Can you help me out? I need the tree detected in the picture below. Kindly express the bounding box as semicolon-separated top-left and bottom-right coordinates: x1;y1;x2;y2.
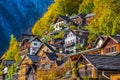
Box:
32;0;82;37
78;0;94;14
88;0;120;42
2;35;21;79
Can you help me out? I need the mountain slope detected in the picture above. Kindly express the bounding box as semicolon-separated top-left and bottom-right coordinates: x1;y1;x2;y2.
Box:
0;0;53;56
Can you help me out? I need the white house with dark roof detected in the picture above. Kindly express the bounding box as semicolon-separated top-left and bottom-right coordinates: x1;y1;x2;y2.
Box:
28;37;42;55
64;29;88;53
53;15;72;32
19;35;42;58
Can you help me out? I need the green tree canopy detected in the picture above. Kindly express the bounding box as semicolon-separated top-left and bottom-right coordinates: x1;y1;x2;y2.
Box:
32;0;82;36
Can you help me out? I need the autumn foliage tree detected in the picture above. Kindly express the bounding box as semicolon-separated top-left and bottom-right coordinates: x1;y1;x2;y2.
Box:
1;35;21;79
32;0;82;37
88;0;120;43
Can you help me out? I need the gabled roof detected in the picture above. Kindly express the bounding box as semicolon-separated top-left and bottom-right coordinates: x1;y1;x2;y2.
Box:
93;36;106;48
55;60;64;66
26;64;37;75
70;14;86;19
110;35;120;43
28;36;42;43
100;35;120;48
54;15;72;24
65;29;88;38
81;54;120;71
35;43;56;55
19;55;39;65
45;52;58;61
85;13;94;18
21;34;35;41
27;55;39;63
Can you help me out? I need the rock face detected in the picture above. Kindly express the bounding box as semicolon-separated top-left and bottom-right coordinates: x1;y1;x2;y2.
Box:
0;0;53;56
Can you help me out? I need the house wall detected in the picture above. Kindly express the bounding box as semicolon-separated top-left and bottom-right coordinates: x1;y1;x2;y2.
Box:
79;64;97;78
37;45;53;57
54;21;66;31
37;54;55;70
102;38;120;55
72;17;82;25
86;16;94;25
19;43;30;56
97;70;120;80
18;57;33;80
27;70;36;80
95;39;103;48
110;74;120;80
65;31;76;46
29;40;41;55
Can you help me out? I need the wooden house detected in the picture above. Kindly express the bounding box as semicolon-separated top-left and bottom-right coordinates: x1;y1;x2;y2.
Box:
35;43;56;57
46;38;64;53
18;55;39;80
19;36;42;58
77;54;120;79
100;35;120;55
26;64;37;80
53;15;73;32
85;13;94;25
70;14;86;27
93;36;106;48
37;52;58;70
64;29;88;53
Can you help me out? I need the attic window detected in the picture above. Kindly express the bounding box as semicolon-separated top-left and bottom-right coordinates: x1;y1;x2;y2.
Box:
47;49;49;52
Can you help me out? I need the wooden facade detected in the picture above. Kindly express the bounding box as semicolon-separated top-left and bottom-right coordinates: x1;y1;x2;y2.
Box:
26;64;36;80
78;54;120;79
101;36;120;55
110;74;120;80
19;41;30;56
18;56;33;80
36;44;55;57
37;52;58;70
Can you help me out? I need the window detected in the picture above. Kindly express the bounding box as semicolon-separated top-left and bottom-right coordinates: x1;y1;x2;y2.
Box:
34;43;37;46
112;46;116;52
42;57;46;60
106;48;110;53
86;70;92;77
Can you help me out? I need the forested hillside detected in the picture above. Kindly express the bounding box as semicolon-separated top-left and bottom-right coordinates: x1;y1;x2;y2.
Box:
32;0;120;42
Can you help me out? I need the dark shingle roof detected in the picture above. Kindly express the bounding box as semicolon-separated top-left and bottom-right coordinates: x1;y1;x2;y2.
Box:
45;52;58;61
82;54;120;70
28;36;42;43
56;60;64;66
4;60;15;66
27;55;39;63
45;43;56;52
111;35;120;43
